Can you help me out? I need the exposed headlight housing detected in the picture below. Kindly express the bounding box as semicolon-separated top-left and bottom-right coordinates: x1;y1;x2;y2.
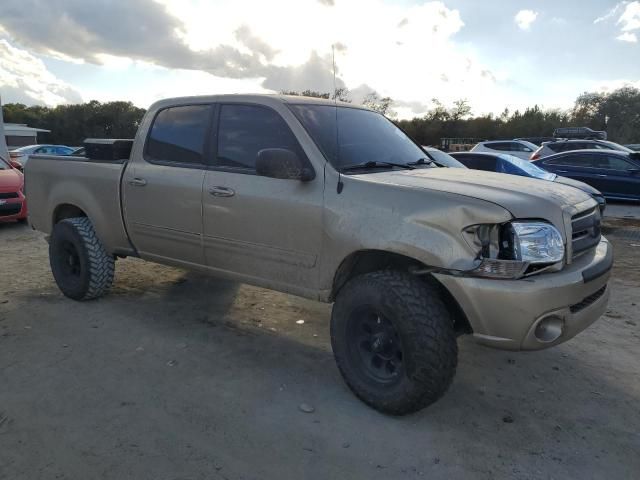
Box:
463;221;565;279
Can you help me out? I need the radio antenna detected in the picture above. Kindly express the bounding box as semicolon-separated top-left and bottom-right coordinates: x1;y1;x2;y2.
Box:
332;44;344;194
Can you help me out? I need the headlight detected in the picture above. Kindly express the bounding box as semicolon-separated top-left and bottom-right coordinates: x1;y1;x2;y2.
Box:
463;221;565;279
508;221;565;264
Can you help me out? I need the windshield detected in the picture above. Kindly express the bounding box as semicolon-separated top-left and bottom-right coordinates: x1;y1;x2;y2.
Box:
422;147;466;168
499;154;556;180
289;104;430;171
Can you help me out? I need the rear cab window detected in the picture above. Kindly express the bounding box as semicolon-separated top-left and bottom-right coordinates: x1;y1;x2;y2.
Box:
145;104;212;166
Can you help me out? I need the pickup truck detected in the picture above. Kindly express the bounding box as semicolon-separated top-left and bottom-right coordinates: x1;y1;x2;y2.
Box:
26;95;613;415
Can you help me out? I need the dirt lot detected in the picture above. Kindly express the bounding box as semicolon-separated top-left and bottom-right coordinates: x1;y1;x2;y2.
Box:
1;218;639;480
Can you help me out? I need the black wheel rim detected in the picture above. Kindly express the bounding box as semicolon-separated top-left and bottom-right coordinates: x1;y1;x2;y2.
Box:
347;307;404;385
59;240;82;277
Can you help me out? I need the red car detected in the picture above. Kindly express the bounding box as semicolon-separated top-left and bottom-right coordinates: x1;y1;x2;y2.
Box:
0;156;27;223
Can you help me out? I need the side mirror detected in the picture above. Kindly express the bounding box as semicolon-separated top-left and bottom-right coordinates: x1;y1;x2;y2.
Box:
256;148;315;182
9;159;23;171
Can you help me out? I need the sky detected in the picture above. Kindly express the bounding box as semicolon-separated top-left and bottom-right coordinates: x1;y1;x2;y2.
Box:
0;0;639;119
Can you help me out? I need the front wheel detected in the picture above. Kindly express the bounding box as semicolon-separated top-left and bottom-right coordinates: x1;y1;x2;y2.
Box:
331;270;457;415
49;217;115;300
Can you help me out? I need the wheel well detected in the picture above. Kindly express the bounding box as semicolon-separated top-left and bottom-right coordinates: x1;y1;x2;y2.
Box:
53;204;87;226
331;250;472;335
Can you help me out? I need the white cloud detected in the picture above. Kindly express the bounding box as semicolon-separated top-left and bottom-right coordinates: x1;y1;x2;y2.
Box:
158;0;506;114
0;39;81;105
617;1;640;31
594;2;625;24
617;31;638;42
514;9;538;30
595;1;640;41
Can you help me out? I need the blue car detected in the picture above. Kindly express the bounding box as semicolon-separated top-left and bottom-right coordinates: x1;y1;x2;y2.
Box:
532;150;640;202
451;151;606;213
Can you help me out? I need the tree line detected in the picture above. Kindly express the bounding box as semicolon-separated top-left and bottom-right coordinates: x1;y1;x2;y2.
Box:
2;86;639;147
2;100;146;146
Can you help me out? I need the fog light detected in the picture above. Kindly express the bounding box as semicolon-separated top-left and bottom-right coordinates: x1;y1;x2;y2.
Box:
534;316;564;343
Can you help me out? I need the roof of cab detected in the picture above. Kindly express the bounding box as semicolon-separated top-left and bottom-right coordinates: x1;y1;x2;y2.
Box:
147;94;368;111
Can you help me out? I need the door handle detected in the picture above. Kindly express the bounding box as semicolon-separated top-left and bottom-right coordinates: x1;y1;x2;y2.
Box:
208;186;235;197
596;174;607;177
128;177;147;187
556;170;569;173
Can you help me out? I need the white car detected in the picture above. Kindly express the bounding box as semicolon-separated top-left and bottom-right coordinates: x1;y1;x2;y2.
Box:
470;140;538;160
9;144;75;168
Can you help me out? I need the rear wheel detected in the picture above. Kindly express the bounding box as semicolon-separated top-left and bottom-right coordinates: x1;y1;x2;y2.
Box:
49;217;114;300
331;270;457;415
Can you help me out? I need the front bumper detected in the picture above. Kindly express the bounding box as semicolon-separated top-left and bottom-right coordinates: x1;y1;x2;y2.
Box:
0;194;27;223
435;237;612;351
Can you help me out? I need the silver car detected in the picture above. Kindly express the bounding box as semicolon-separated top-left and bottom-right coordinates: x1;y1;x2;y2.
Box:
470;140;538;160
530;139;633;160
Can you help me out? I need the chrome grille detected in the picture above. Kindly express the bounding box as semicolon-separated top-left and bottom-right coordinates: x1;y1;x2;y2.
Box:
571;207;601;258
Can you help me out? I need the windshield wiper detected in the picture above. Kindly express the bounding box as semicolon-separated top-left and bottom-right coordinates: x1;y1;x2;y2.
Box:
408;157;436;166
341;160;415;172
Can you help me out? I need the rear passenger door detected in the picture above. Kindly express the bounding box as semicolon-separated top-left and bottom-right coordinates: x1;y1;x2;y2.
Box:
542;153;609;192
201;103;324;293
123;104;213;266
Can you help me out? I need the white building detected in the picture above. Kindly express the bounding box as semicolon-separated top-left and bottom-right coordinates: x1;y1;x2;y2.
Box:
4;123;51;148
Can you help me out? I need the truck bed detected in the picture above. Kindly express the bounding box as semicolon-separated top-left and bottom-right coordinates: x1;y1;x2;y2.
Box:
25;155;134;256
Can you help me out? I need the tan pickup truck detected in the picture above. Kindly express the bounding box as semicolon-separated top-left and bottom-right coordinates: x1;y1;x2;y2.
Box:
26;95;612;415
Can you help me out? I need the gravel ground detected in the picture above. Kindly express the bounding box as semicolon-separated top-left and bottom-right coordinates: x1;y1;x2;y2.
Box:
1;220;639;480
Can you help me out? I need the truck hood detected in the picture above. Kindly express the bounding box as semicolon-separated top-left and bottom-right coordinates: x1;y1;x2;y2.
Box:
351;167;596;233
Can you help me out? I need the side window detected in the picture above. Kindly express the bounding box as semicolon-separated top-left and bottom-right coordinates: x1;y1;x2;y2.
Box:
547;143;562;153
216;104;302;171
146;105;211;165
453;155;473;167
56;147;72;155
462;155;497;171
511;142;532;152
486;142;509;151
544;154;589;167
604;155;633;171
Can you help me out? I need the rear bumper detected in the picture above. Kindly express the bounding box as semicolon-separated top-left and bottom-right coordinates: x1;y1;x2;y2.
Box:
435;238;612;351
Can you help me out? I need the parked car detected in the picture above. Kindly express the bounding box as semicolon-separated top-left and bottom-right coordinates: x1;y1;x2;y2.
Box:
532;150;640;202
0;156;27;223
9;144;75;168
530;139;633;161
421;146;466;168
470;140;539;160
451;152;606;213
625;144;640;152
26;94;611;415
